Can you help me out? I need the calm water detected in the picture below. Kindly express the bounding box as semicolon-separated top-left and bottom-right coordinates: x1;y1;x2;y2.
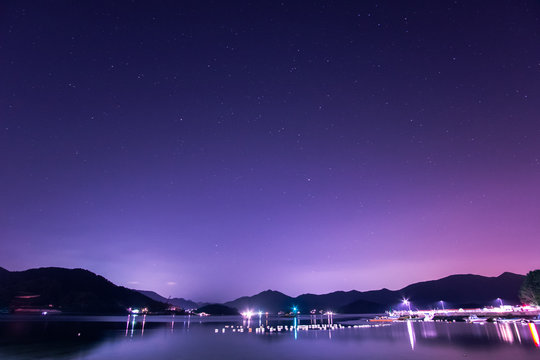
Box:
0;314;539;359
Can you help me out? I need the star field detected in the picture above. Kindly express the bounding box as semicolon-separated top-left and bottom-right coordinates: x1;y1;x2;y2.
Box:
1;0;540;302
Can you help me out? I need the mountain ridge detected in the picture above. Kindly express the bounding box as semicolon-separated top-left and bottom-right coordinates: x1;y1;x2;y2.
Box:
136;290;205;309
0;267;166;314
224;272;525;313
0;267;527;315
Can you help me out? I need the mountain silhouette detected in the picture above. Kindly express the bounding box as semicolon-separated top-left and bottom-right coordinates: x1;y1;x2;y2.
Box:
0;267;165;314
136;290;204;309
224;272;525;313
0;267;526;315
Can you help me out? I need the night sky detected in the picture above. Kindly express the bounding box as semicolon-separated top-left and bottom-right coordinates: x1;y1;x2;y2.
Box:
1;1;539;302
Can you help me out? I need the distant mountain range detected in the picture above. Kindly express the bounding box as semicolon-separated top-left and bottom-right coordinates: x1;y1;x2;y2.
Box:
224;272;526;314
0;267;527;315
197;303;239;315
136;290;206;309
0;267;165;314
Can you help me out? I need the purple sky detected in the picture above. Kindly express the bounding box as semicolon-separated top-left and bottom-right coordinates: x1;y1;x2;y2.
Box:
1;1;539;302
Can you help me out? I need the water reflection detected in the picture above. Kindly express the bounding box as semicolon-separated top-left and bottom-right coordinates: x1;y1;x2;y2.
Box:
496;322;514;343
420;321;437;338
125;314;130;336
123;314;148;338
407;320;416;350
243;316;251;329
327;312;333;326
514;323;521;343
141;315;146;336
530;323;539;347
1;316;539;360
215;315;540;352
130;315;136;337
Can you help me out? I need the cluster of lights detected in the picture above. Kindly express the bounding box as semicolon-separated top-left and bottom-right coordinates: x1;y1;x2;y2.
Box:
242;310;271;319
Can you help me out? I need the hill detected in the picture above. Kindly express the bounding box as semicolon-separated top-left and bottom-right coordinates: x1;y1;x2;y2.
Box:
338;298;387;314
224;290;293;313
0;267;166;314
224;272;525;314
197;303;239;315
295;290;363;310
396;272;525;307
136;290;203;309
0;267;526;315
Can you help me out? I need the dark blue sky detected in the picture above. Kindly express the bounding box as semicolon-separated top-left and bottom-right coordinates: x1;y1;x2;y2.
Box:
1;0;539;302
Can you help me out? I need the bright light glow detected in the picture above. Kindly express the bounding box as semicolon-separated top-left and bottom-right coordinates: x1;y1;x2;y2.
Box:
402;299;412;311
242;310;254;319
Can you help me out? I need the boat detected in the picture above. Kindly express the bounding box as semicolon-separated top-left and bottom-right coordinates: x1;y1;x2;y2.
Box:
466;315;488;323
369;315;399;323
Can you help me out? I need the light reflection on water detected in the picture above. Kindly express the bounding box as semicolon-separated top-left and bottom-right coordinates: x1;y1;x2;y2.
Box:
407;320;416;349
530;323;540;347
0;315;538;360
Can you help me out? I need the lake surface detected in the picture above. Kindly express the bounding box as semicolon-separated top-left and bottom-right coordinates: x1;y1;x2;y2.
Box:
0;314;538;359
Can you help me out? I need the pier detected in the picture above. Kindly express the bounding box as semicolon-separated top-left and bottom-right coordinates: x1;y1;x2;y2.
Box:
390;306;540;322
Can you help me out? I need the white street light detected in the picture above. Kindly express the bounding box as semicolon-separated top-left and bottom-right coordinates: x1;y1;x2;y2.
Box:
403;299;412;312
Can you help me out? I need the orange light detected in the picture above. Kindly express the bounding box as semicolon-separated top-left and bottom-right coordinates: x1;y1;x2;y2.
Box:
529;323;539;347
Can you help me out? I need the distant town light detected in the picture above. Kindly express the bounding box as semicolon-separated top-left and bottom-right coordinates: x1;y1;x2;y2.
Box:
402;299;412;311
